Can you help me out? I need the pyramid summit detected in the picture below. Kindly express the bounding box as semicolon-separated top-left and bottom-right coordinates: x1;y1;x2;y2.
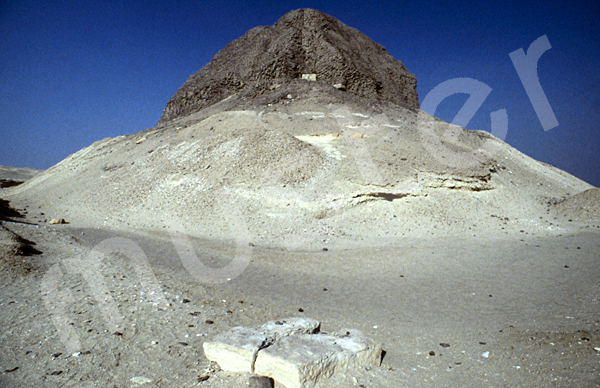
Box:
159;8;419;123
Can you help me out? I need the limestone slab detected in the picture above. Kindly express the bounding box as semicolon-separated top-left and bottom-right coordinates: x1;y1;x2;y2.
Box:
204;318;381;388
202;326;268;373
254;329;382;388
202;317;321;373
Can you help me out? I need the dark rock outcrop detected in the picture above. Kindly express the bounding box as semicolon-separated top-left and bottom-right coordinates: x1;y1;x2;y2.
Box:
159;8;419;123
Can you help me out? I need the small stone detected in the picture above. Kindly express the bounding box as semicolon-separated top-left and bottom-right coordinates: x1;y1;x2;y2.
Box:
249;375;275;388
482;351;490;358
198;375;210;382
439;343;450;348
49;218;67;225
301;73;317;81
130;376;152;385
594;347;600;352
429;351;435;356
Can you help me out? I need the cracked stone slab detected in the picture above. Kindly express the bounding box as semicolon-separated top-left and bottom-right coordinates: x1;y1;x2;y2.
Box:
203;326;269;373
255;329;382;388
203;317;320;373
203;318;382;388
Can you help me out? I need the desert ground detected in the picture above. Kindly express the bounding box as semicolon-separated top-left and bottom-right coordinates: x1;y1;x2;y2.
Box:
1;204;599;387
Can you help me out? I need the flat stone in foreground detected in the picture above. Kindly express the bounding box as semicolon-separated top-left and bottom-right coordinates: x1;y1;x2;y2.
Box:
203;326;269;372
203;318;382;388
255;330;382;388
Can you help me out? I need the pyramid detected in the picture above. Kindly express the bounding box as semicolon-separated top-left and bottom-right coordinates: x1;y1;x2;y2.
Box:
159;8;419;123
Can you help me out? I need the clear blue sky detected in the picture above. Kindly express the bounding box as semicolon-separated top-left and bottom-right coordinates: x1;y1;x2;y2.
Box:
1;0;599;186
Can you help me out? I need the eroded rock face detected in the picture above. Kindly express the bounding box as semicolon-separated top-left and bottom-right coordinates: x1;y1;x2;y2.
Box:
159;8;419;123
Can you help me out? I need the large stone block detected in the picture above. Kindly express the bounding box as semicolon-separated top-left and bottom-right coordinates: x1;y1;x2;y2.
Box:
202;317;320;373
254;329;382;388
203;318;382;388
202;326;268;373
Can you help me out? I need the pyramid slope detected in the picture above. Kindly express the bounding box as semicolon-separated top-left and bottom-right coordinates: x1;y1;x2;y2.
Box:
5;96;594;248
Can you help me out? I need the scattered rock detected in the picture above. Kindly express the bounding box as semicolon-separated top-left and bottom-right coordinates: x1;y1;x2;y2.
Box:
0;199;23;222
0;224;40;276
349;132;365;138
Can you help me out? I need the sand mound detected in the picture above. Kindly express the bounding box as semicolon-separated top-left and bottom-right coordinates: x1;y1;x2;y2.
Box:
0;166;41;188
552;188;600;222
5;101;594;249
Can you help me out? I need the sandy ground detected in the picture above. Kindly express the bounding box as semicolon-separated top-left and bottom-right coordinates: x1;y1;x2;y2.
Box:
0;208;599;387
